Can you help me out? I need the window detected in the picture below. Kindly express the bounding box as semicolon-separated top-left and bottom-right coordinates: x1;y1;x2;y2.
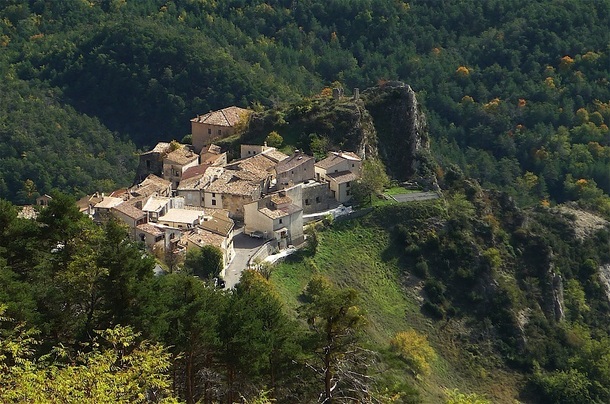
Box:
279;218;283;224
208;128;212;134
316;196;320;203
346;182;350;188
212;192;216;197
352;163;355;167
218;129;222;135
305;199;310;205
335;169;338;173
212;200;216;206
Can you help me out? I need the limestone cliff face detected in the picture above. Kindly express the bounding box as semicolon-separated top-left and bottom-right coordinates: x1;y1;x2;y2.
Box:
361;82;430;181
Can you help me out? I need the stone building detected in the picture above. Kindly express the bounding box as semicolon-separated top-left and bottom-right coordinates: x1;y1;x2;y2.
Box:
314;151;362;203
275;150;315;190
191;106;250;153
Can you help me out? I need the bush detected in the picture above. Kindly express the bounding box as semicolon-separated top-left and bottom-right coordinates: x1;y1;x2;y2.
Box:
390;330;437;376
265;131;283;148
422;301;444;320
413;260;429;279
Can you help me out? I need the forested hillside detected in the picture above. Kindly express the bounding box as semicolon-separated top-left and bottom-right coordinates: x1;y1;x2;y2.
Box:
1;1;610;403
1;0;609;207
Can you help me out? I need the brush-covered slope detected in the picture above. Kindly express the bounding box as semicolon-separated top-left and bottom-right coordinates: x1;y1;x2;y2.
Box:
271;180;610;402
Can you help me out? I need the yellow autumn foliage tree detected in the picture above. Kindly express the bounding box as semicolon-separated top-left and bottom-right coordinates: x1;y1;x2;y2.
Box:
390;329;436;376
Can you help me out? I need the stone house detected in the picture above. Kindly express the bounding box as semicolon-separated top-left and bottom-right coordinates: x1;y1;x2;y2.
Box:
157;208;205;229
111;202;148;239
301;180;335;214
275;150;315;190
136;223;165;250
200;144;227;166
204;170;262;220
36;194;52;207
314;151;362;203
244;185;304;250
181;210;235;276
191;106;250;153
177;166;224;207
131;174;172;198
134;142;170;183
163;146;200;190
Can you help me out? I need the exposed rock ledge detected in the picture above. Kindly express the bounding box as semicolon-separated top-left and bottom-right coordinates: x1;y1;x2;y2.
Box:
557;206;609;241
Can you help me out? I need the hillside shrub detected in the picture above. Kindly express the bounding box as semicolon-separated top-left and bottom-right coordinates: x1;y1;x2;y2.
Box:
390;330;437;376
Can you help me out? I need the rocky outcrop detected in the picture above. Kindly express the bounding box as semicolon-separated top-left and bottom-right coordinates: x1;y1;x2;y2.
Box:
361;82;431;182
240;82;435;187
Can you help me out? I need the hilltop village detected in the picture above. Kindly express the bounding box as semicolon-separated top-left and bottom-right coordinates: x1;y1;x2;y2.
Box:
56;106;362;278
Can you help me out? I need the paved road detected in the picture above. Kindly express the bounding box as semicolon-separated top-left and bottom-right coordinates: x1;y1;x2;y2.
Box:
390;191;440;203
223;232;266;289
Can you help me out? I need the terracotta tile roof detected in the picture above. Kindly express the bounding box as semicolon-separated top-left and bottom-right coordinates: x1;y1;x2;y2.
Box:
182;165;211;182
130;175;171;198
206;144;222;154
185;229;225;249
270;193;292;206
141;142;170;155
94;196;124;210
141;196;171;213
276;152;314;174
165;147;198;166
327;170;359;184
177;173;208;191
259;203;302;219
199;211;234;237
262;149;289;163
315;151;361;170
136;223;164;237
227;153;277;179
112;202;146;220
109;188;129;198
206;172;260;196
190;106;250;127
140;174;171;191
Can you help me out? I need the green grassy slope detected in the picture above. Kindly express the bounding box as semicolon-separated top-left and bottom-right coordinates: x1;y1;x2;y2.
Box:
271;202;523;403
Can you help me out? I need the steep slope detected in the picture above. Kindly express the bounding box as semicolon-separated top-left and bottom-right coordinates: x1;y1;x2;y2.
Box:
240;82;438;188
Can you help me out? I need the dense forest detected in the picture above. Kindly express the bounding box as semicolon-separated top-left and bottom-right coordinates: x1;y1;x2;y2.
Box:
1;0;610;402
1;0;609;206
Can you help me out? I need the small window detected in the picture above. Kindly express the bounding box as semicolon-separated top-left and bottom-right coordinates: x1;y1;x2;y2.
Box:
279;218;283;224
212;192;216;197
352;163;355;167
346;182;350;188
212;200;217;206
218;129;222;135
316;196;320;203
291;170;294;174
335;169;338;173
208;128;212;134
305;199;310;205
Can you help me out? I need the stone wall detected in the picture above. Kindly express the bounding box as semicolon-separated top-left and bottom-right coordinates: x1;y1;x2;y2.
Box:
301;182;334;214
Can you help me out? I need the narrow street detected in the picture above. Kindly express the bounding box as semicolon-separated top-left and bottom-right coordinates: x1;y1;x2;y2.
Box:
223;230;266;289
